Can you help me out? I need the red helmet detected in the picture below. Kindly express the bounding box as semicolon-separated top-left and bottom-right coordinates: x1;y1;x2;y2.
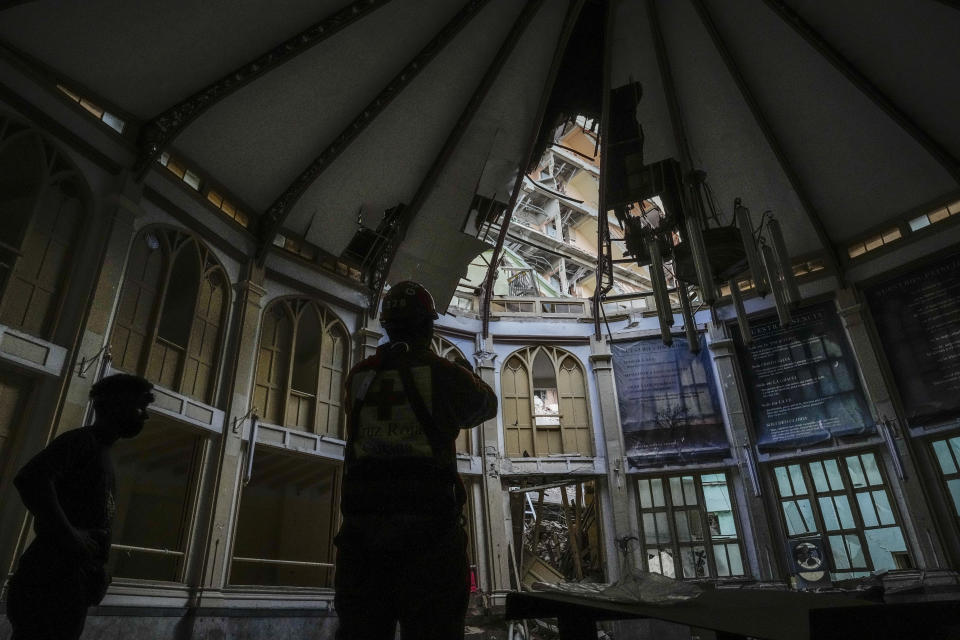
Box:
380;281;439;325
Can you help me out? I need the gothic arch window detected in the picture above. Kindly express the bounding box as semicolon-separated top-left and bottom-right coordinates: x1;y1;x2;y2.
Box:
109;226;229;405
253;298;348;438
501;346;592;457
430;335;473;454
0;115;89;339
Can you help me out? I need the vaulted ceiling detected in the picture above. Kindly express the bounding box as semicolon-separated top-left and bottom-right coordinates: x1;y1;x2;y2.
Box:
1;0;958;306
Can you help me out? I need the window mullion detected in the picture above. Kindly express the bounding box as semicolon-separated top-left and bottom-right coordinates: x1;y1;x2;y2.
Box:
802;464;828;536
175;436;206;581
141;242;174;378
282;311;300;428
313;311;324;435
663;478;682;577
526;350;538;457
838;454;873;571
177;263;207;394
696;475;718;579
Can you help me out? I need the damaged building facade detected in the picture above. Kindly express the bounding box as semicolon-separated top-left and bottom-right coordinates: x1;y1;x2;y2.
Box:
1;0;960;638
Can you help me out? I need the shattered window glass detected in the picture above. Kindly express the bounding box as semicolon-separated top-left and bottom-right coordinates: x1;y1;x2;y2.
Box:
773;452;909;578
636;472;745;580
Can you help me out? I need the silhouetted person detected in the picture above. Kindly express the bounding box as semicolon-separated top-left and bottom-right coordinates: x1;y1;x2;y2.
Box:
6;374;154;640
335;282;497;640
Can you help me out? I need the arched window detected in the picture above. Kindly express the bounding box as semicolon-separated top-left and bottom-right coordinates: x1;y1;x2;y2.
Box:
253;299;348;437
430;336;474;454
502;346;592;457
0;116;88;339
109;227;229;405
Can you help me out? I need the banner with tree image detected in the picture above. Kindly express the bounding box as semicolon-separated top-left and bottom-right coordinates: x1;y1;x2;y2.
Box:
612;335;729;468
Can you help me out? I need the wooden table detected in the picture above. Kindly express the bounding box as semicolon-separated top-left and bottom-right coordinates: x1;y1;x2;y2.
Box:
505;587;960;639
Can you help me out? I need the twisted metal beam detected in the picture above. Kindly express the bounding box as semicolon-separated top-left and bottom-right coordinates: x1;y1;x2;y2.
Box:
256;0;494;260
481;0;588;337
133;0;394;177
763;0;960;185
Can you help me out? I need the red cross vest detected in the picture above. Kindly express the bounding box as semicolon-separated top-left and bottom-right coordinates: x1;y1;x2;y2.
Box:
341;346;465;520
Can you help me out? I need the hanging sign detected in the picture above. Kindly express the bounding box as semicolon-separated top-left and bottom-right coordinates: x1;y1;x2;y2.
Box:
737;302;874;450
612;335;729;468
865;252;960;430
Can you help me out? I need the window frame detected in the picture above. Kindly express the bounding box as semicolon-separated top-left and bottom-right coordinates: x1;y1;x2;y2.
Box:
927;433;960;532
0;119;90;341
770;449;909;577
227;443;341;589
430;335;474;455
634;470;748;581
109;226;231;407
108;412;210;584
501;346;593;458
253;297;351;438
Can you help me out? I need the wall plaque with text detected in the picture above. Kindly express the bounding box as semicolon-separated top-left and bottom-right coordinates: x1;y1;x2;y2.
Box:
866;252;960;431
736;302;874;450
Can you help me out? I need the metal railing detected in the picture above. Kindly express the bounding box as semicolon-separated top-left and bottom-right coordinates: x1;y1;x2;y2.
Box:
232;556;334;569
489;296;589;317
111;543;185;557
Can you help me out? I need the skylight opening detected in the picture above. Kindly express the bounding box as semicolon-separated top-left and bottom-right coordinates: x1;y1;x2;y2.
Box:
157;153;252;229
273;233;363;283
158;152;200;192
206;190;250;228
56;84;126;134
717;258;824;298
847;226;902;259
908;200;960;233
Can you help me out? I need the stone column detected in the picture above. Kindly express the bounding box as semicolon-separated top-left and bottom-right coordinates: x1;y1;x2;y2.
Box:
707;322;783;580
193;262;267;601
589;336;634;580
834;288;946;569
475;347;512;602
356;326;382;360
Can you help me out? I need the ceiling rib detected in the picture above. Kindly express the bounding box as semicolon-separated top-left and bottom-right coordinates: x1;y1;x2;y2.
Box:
255;0;495;260
481;0;588;337
763;0;960;185
688;0;845;282
372;0;547;304
132;0;395;177
644;0;695;173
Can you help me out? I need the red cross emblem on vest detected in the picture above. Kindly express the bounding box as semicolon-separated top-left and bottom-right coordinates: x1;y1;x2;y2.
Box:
365;377;408;419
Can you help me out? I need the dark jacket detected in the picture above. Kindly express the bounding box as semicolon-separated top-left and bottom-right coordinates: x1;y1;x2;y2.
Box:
340;342;496;521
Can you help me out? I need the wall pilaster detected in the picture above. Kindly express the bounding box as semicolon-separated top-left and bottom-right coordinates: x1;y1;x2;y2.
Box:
356;326;382;360
589;336;634;580
835;288;947;569
475;347;512;600
194;263;267;600
707;322;783;580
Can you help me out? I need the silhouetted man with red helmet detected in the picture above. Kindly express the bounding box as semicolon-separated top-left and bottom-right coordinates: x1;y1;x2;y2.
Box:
334;281;496;640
